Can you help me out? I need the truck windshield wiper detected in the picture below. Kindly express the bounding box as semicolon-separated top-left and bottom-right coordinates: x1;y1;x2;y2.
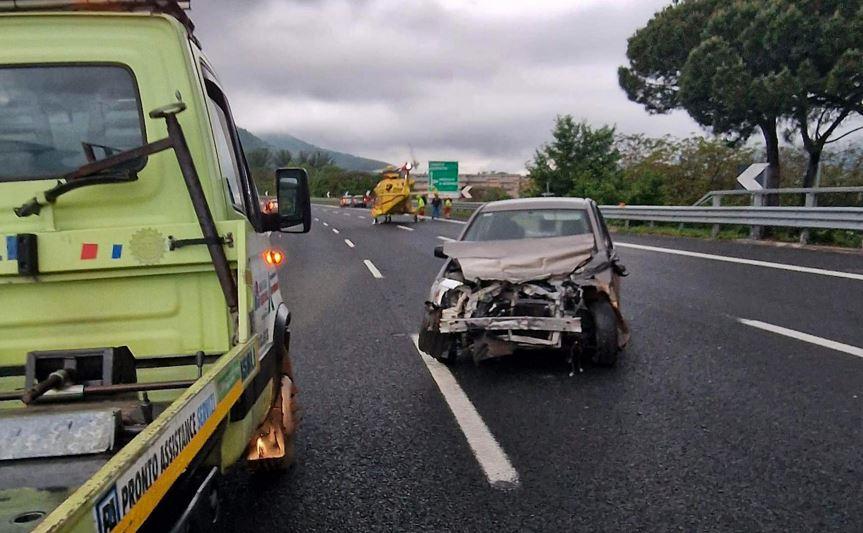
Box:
81;141;124;162
13;137;173;217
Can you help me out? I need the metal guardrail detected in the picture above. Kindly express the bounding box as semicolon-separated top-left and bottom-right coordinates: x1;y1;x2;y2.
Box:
599;206;863;231
450;200;862;245
694;186;863;206
319;196;863;245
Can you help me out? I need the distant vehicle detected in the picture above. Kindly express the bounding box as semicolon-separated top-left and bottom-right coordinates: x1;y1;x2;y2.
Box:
350;195;367;208
261;196;278;213
339;194;351;207
419;198;629;369
356;193;372;208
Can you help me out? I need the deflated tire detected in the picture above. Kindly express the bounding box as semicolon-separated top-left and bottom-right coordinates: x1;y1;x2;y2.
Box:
418;308;451;359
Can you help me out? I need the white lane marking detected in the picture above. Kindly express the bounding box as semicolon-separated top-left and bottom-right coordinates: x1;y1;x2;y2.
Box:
397;225;415;232
410;334;519;489
738;318;863;359
437;236;455;242
332;228;340;234
363;259;383;279
419;215;467;225
322;222;329;227
616;242;863;282
344;239;355;248
314;217;319;222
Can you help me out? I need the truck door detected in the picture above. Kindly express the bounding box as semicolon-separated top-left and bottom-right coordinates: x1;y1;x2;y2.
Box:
200;65;281;350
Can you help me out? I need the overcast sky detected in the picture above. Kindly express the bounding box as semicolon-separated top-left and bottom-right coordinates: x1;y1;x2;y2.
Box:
193;0;703;173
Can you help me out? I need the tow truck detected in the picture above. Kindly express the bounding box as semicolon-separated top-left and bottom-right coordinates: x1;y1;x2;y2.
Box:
0;2;311;531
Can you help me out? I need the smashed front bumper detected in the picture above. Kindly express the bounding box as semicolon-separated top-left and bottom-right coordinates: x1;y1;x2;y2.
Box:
440;315;581;350
439;316;581;334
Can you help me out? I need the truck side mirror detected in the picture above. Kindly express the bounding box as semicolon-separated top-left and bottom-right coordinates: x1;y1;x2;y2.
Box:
434;245;448;259
276;168;311;233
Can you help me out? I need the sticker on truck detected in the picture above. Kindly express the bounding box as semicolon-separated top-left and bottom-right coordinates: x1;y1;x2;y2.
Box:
94;382;217;533
89;344;258;533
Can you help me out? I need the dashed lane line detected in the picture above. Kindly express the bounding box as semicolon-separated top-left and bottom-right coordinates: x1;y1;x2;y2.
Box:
738;318;863;359
314;217;319;222
332;228;340;234
616;242;863;282
410;334;519;490
344;239;355;248
397;225;415;232
419;216;466;225
322;222;329;227
363;259;383;279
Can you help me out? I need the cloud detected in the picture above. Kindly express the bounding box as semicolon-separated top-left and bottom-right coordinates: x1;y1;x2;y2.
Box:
193;0;702;172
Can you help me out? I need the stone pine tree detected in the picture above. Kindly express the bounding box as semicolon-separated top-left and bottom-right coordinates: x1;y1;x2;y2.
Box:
619;0;863;199
780;0;863;186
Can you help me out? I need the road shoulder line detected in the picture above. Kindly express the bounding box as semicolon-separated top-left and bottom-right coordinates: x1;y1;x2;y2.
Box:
616;242;863;281
738;318;863;358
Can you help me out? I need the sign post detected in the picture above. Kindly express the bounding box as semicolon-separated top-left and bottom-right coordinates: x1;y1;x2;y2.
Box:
428;161;459;196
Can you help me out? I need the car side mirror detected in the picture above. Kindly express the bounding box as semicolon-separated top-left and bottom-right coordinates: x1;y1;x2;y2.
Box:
434;245;448;259
276;167;311;233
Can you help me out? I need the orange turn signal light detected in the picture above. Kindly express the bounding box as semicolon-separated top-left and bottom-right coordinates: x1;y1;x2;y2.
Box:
263;248;285;266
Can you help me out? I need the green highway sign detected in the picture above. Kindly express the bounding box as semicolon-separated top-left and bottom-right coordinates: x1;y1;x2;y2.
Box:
428;161;459;194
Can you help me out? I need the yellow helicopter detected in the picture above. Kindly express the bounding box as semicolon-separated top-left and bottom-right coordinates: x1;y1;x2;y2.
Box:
370;162;420;224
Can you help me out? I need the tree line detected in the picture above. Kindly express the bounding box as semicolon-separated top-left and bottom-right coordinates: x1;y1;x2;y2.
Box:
246;147;378;198
526;115;863;207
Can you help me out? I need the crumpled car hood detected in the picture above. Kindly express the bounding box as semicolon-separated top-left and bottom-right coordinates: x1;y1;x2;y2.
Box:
443;234;595;283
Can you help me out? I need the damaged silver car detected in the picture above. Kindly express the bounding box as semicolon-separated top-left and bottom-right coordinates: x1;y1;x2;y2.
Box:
419;198;629;369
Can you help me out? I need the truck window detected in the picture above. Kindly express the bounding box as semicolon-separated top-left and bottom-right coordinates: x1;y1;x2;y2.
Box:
205;93;245;212
202;67;265;230
0;64;145;181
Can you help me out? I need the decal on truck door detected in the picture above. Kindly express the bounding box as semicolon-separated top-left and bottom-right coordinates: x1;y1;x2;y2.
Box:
91;345;258;533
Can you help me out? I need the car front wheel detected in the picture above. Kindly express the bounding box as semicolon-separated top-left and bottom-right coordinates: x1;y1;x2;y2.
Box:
585;299;619;367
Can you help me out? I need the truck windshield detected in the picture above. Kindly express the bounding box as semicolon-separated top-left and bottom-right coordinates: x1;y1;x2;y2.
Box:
0;65;145;181
463;208;593;241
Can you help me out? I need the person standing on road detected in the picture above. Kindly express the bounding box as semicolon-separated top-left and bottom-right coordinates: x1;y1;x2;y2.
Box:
417;194;426;219
443;197;452;219
431;193;442;219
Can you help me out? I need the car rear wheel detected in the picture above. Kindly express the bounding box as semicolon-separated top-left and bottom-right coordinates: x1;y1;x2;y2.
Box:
586;299;619;367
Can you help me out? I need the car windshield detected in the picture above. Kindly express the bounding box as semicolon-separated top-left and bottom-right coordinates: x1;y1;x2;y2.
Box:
0;65;145;181
462;208;593;241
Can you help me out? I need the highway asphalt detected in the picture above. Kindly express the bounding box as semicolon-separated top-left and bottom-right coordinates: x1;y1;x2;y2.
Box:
221;205;863;532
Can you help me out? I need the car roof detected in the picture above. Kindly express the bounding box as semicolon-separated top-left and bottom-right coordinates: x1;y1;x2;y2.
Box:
479;197;593;212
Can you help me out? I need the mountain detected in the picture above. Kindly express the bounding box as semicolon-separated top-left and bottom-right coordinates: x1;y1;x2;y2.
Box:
237;128;390;172
237;128;271;152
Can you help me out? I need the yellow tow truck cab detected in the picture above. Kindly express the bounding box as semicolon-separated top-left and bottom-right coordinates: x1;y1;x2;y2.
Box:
0;2;311;531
